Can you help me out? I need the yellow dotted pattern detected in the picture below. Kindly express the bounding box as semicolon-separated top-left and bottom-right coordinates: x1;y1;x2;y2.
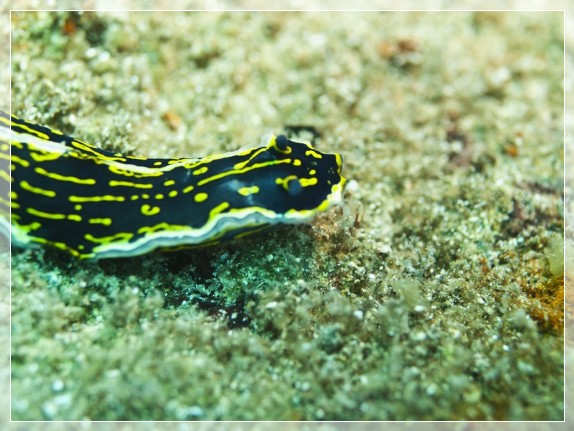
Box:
1;110;346;259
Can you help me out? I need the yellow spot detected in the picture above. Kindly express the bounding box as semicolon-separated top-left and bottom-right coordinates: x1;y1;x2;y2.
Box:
11;155;30;167
20;180;56;197
169;190;178;198
238;186;260;196
69;195;125;202
72;142;124;160
109;180;153;189
138;223;168;234
137;222;188;235
74;204;82;211
85;232;133;244
275;175;298;191
26;207;65;220
195;192;208;202
73;138;96;149
300;177;318;187
154;161;163;166
209;202;230;218
29;151;62;162
198;159;291;186
142;194;150;199
18;221;42;232
163;180;175;186
108;164;163;178
33;237;81;257
193;166;208;176
141;204;160;216
36;167;96;185
305;150;323;159
183;185;195;194
89;218;112;226
130;195;139;201
155;193;164;200
68;214;82;222
15;123;49;140
233;147;267;170
309;169;316;175
293;159;302;166
10;191;17;199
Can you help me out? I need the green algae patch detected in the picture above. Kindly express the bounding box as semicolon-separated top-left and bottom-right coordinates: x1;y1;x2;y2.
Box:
9;10;564;421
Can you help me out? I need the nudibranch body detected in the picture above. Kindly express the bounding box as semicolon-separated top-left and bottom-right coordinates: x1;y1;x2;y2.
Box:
0;111;346;259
